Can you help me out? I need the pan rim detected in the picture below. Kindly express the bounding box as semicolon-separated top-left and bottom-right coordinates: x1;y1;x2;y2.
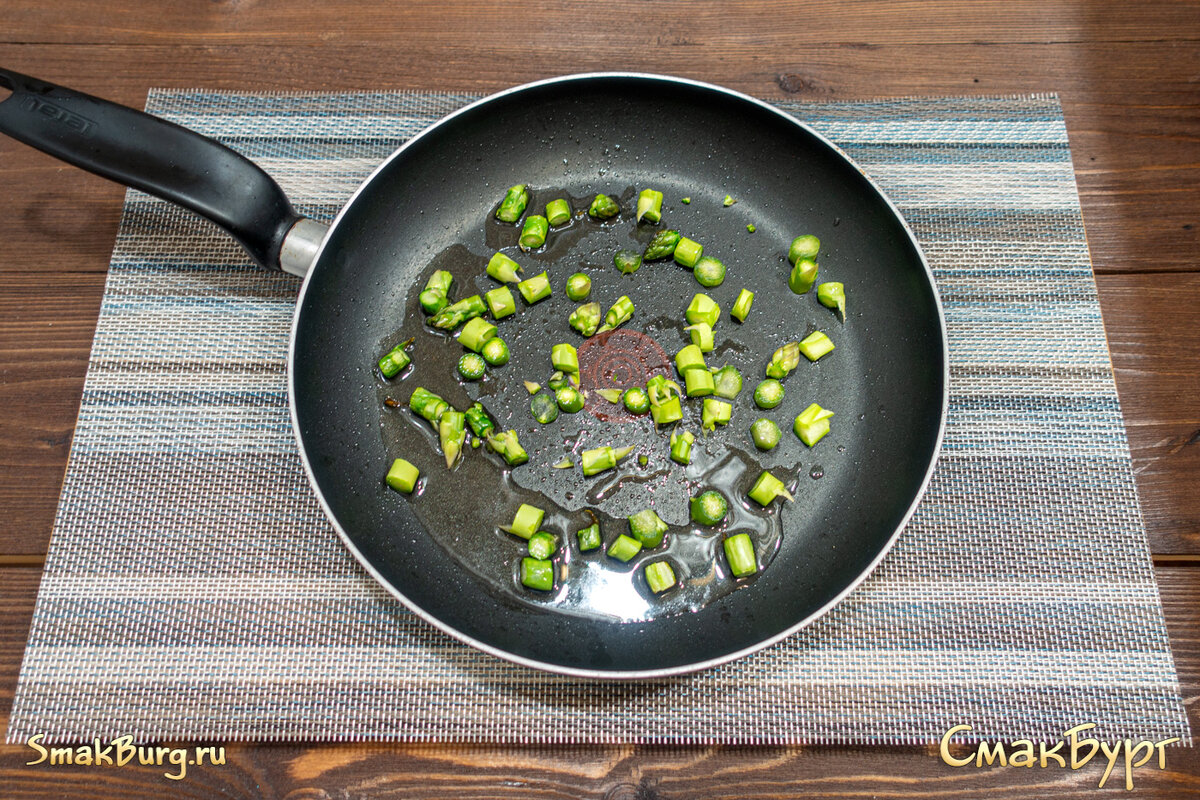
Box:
287;72;950;679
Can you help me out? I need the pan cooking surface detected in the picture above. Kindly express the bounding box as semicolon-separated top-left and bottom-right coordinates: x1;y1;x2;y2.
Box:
291;76;945;675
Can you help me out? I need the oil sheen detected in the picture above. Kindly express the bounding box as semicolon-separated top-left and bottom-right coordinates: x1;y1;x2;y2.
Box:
374;186;824;623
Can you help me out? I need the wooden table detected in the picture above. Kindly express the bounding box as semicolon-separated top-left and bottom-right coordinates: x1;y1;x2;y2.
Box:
2;1;1197;796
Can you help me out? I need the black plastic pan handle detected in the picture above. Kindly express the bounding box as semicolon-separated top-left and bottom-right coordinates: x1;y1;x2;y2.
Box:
0;67;307;272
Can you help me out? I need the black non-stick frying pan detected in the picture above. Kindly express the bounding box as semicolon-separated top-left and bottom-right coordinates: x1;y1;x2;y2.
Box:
0;69;947;677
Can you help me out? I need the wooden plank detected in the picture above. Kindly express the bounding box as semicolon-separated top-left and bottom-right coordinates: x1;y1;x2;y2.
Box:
1099;273;1200;553
0;565;1196;796
4;0;1199;47
0;151;127;275
2;40;1199;100
0;271;103;555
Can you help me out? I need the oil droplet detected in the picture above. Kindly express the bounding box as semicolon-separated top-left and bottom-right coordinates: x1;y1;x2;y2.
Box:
809;465;824;480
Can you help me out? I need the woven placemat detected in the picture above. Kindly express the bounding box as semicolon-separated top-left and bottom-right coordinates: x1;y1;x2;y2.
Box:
7;89;1190;745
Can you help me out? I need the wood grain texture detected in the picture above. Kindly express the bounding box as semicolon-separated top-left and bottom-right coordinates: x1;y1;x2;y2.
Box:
0;566;1196;798
5;0;1200;46
1097;273;1200;552
0;272;104;554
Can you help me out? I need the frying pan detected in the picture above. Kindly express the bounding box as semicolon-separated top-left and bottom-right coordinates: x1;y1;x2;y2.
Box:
0;69;947;677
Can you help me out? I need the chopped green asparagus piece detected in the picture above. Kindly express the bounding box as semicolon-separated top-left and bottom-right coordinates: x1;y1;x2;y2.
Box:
701;398;732;432
481;337;510;366
722;194;736;207
648;563;676;594
596;388;623;404
789;258;818;295
577;522;602;552
746;223;756;233
425;269;454;294
409;387;449;425
638;454;649;468
517;272;552;304
551;342;579;375
750;418;781;450
545;198;571;227
765;342;801;379
644;561;677;594
798;331;835;361
685;322;714;352
730;288;754;322
669;428;694;465
556;385;585;413
566;272;592;301
693;255;725;287
685;293;721;327
626;511;667;550
419;287;449;315
681;197;691;204
457;317;498;352
788;234;820;264
485;286;516;320
614;249;643;275
438;410;467;469
628;509;668;548
418;270;455;314
487;429;529;466
690;490;729;526
712;365;743;399
520;557;554;591
523;380;541;394
685;368;715;397
597;295;634;334
794;402;834;447
385;458;420;494
378;340;413;378
427;271;453;296
643;229;682;260
531;393;559;424
507;503;545;539
673;236;703;268
457;352;486;381
753;379;784;409
495;184;529;223
527;531;557;560
465;402;495;440
748;470;795;506
622;387;650;415
723;533;758;578
581;445;633;477
588;193;620;219
817;282;847;321
487;252;523;283
607;534;643;562
636;189;664;223
553;458;574;469
675;344;706;375
519;214;549;251
650;395;683;425
646;374;681;406
429;295;487;331
569;302;602;337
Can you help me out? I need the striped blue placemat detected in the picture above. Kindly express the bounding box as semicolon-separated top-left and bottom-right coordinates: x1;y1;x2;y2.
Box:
6;89;1190;745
